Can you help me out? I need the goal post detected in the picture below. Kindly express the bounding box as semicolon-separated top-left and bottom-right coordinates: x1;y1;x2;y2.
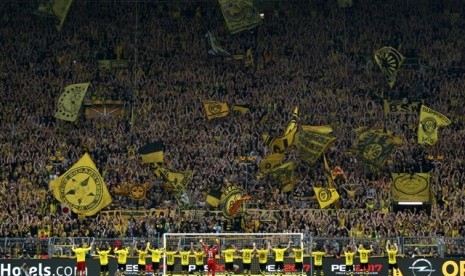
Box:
162;233;304;275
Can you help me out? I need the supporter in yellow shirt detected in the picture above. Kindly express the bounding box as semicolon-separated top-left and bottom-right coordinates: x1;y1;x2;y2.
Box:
148;243;164;276
222;244;236;276
234;243;256;276
72;242;93;276
114;245;131;274
270;241;292;276
342;244;357;276
135;242;149;276
311;244;327;276
192;242;206;276
358;243;374;276
95;242;112;276
291;240;304;274
386;240;399;276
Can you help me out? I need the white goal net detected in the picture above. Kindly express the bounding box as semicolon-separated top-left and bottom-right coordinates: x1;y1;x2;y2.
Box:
162;233;304;275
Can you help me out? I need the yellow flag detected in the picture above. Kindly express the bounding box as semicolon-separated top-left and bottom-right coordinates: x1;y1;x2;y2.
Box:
259;153;284;173
53;0;73;31
154;166;192;192
374;46;404;88
418;105;451;145
263;107;298;153
391;173;430;202
313;187;339;209
54;83;89;122
218;0;261;34
203;100;230;120
49;153;112;216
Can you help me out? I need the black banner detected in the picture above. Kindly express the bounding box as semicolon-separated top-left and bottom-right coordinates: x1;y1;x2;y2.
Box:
3;257;465;276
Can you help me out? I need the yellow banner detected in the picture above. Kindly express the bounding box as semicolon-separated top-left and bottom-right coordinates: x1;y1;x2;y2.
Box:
313;187;339;209
54;83;89;122
391;173;430;202
203;100;230;120
418;105;451;145
262;107;298;153
49;153;112;216
354;129;398;168
218;0;261;34
53;0;73;31
301;125;333;134
383;100;421;114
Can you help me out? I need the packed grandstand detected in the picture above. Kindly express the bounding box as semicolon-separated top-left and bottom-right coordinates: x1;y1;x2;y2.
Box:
1;0;465;261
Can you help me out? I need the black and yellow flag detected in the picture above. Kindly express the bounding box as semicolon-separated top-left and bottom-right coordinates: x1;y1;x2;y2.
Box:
417;105;451;145
374;46;405;88
54;82;89;122
269;162;295;192
218;0;261;34
129;183;147;201
295;129;336;165
313;187;339;209
206;31;231;57
203;100;230;120
391;173;430;202
232;104;251;114
354;129;399;168
206;189;222;207
301;125;333;134
153;166;192;192
49;153;112;216
138;141;164;164
220;186;247;218
259;152;284;173
262;107;298;153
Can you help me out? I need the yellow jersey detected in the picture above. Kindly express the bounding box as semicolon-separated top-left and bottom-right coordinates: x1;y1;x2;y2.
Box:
223;249;236;263
311;251;325;266
292;248;303;263
148;248;164;262
256;249;269;264
180;251;191;266
96;249;111;265
272;248;287;262
72;247;91;262
387;249;397;264
359;249;371;264
194;251;205;265
137;249;148;265
344;251;355;266
114;247;130;264
242;249;254;264
166;251;176;265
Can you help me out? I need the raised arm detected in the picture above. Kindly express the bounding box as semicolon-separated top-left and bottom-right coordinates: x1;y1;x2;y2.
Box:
285;241;292;251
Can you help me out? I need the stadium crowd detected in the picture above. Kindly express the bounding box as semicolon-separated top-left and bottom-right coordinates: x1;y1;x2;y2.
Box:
1;0;465;256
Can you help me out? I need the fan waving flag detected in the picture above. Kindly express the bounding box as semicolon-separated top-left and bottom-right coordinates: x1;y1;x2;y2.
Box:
218;0;261;34
374;46;405;88
417;105;451;145
203;100;230;120
49;153;112;216
313;187;339;209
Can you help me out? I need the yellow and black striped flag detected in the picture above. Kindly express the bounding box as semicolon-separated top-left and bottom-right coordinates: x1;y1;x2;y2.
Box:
206;189;222;207
49;153;112;216
269;162;295;192
153;166;192;192
313;187;339;209
138;141;164;164
374;46;405;88
417;105;451;145
262;107;298;153
203;100;230;120
218;0;261;34
54;82;89;122
259;152;284;173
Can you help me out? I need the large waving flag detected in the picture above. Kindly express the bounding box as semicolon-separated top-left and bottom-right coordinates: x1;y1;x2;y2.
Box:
262;107;298;153
417;105;451;145
354;129;399;168
54;83;89;122
295;129;336;164
206;31;231;57
203;100;230;120
218;0;261;34
313;187;339;209
138;141;164;164
269;162;295;192
49;153;112;216
153;166;192;192
374;46;405;88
